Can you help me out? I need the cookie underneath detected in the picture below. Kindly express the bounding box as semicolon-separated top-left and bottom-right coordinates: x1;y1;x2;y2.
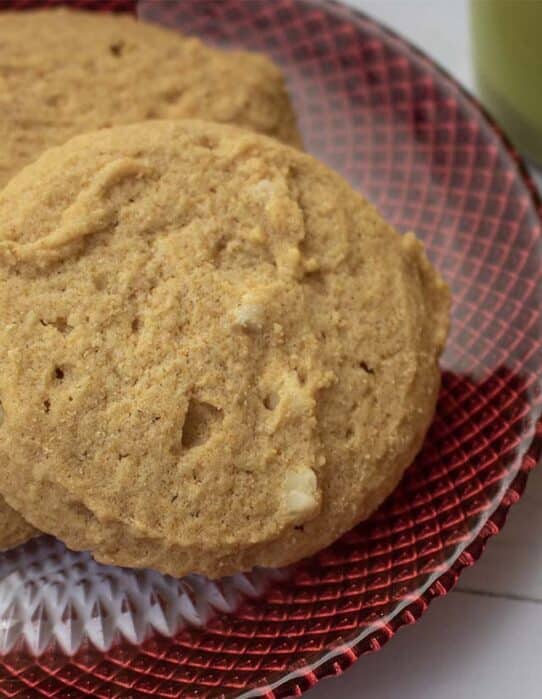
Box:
0;8;300;189
0;120;449;577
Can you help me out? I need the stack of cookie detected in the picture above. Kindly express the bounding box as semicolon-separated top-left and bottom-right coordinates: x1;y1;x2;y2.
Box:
0;9;449;578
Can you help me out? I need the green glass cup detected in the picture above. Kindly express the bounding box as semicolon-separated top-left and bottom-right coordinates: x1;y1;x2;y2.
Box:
471;0;542;166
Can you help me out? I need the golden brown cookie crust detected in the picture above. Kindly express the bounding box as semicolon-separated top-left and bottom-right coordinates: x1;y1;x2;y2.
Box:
0;120;449;577
0;8;300;189
0;390;37;549
0;499;37;551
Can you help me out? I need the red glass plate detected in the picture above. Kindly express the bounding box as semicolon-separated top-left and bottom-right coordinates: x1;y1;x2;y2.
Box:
1;0;542;697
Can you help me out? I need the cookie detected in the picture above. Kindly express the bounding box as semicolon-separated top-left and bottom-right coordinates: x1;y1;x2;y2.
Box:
0;8;300;189
0;7;300;547
0;382;37;549
0;120;449;577
0;497;36;551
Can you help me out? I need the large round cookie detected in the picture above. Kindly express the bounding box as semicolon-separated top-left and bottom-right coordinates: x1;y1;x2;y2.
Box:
0;7;300;547
0;8;300;190
0;120;449;577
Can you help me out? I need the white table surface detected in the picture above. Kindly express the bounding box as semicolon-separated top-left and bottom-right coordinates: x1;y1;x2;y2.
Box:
306;2;542;698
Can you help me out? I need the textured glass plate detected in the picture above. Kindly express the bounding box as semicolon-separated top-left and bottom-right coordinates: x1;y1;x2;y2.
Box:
1;0;542;697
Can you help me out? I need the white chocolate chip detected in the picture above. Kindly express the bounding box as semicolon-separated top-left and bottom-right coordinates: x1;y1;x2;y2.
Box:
283;467;319;520
233;294;265;331
285;490;318;516
250;179;275;200
284;467;317;493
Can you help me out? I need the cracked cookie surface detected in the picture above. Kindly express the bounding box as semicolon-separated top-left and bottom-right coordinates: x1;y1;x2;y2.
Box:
0;120;449;576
